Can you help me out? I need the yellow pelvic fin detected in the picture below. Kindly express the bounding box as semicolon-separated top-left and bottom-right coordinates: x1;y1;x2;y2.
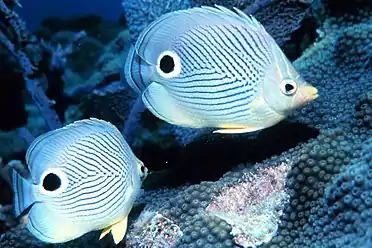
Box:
213;124;261;134
111;216;128;245
99;216;129;244
99;226;111;240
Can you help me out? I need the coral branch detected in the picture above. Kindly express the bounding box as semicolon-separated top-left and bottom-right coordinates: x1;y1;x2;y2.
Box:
0;0;63;132
25;78;62;130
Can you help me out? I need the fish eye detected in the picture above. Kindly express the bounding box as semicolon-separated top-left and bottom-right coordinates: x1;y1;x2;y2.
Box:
156;50;181;78
141;165;146;173
42;173;61;191
280;79;297;96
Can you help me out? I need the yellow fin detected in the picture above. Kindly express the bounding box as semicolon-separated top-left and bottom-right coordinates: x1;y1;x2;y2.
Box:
111;216;128;244
99;226;111;240
213;124;261;134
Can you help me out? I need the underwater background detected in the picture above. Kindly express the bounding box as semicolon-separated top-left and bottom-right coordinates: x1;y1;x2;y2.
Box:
0;0;371;247
18;0;122;31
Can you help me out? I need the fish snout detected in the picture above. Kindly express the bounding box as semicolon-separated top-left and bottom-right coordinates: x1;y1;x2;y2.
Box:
143;166;149;177
296;84;318;105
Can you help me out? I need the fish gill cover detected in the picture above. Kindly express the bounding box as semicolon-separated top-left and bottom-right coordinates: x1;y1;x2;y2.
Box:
0;0;371;247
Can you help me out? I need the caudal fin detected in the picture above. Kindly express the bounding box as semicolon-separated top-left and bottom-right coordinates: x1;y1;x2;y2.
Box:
10;169;35;217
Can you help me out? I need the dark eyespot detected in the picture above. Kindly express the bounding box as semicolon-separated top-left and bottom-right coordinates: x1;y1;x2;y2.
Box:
160;55;175;73
285;83;295;93
43;173;61;191
280;79;297;95
141;165;146;173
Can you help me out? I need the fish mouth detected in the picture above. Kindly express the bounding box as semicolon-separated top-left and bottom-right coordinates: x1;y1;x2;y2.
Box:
301;85;319;101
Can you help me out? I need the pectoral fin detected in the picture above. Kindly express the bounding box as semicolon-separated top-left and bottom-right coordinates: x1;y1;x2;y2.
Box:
142;82;197;127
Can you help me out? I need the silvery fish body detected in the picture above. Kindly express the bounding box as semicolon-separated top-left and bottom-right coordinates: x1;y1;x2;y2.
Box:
124;5;318;134
11;118;147;244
